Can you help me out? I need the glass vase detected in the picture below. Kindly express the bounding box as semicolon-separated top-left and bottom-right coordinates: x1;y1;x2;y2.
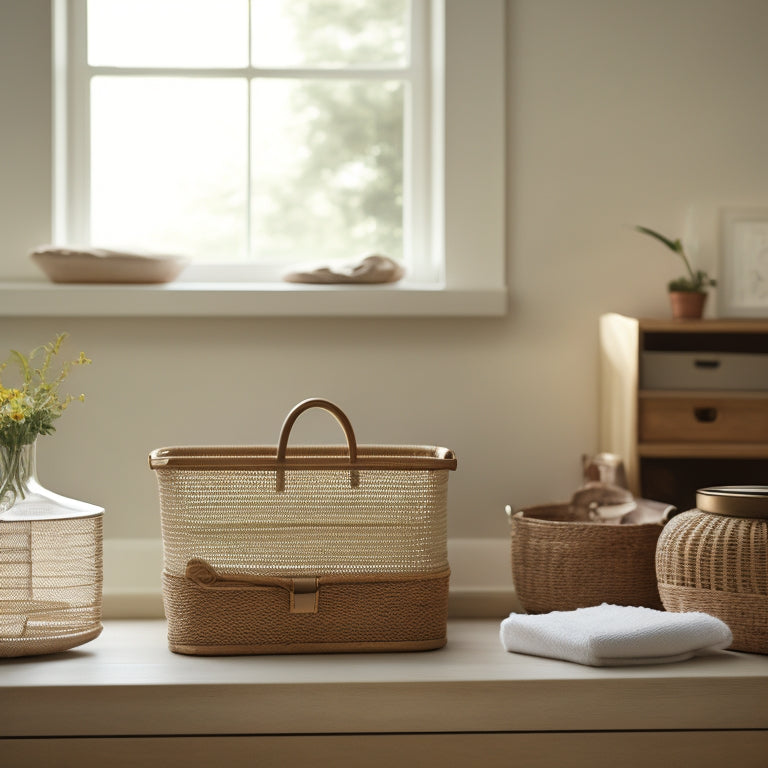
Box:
0;440;103;657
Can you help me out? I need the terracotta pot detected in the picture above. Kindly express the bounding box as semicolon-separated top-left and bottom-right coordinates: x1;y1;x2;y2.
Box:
669;291;707;319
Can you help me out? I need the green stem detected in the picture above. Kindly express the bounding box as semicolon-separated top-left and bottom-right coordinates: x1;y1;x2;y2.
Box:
677;248;697;285
636;226;700;287
0;443;27;508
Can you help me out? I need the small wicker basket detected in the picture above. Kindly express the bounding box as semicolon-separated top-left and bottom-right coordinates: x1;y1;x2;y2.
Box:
656;486;768;654
510;504;664;613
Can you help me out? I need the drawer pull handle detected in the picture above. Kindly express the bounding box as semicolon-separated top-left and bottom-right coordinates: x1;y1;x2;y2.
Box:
694;407;718;423
694;359;721;369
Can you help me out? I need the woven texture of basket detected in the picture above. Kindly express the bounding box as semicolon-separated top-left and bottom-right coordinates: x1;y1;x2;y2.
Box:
150;398;456;655
157;465;449;577
0;516;103;657
510;504;664;613
656;509;768;654
163;566;449;655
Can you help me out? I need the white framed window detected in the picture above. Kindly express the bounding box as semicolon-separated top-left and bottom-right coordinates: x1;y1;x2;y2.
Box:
56;0;432;282
47;0;506;315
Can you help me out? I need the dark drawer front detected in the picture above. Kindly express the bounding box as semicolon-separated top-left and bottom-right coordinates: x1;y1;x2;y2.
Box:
639;397;768;442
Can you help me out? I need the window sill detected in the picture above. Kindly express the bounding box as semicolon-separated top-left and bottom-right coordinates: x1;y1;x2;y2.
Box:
0;281;508;318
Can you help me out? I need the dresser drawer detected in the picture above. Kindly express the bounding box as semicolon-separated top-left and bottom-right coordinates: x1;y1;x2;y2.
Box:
639;396;768;442
641;352;768;390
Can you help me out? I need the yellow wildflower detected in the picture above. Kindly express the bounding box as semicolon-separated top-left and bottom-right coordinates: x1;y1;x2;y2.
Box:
0;387;22;403
1;333;90;508
0;333;89;448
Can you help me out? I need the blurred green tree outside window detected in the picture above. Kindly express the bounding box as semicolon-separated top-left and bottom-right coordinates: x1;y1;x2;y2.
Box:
79;0;414;269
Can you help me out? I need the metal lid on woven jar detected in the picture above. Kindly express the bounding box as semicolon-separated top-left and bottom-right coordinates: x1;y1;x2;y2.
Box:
696;486;768;519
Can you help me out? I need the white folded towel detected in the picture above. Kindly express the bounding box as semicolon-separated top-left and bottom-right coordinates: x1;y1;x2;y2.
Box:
500;604;732;666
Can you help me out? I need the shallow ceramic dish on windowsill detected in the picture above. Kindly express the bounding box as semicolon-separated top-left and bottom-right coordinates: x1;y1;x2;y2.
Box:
30;247;189;285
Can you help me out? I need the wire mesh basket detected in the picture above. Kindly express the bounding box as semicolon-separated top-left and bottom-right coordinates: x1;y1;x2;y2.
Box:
150;398;457;655
0;442;103;658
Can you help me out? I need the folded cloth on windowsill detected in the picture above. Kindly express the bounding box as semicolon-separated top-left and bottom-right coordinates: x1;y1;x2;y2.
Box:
500;603;732;666
283;254;405;284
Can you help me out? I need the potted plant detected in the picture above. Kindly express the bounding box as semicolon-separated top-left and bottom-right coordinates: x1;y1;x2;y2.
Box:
635;225;716;319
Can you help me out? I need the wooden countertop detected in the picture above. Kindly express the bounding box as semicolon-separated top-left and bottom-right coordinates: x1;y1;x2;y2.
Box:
2;620;767;739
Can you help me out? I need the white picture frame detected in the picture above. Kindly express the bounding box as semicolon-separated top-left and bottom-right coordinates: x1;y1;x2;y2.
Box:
719;208;768;317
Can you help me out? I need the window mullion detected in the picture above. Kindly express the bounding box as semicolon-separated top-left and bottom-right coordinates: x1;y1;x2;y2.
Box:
246;0;253;262
405;0;432;282
60;0;91;245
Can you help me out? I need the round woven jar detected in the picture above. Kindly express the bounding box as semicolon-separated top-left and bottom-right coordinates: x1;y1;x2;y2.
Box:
510;504;664;613
656;486;768;654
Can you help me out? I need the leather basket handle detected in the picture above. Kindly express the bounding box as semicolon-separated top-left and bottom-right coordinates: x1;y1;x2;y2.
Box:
276;398;359;492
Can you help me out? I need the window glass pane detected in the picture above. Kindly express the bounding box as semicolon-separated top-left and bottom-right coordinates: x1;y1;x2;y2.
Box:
250;79;403;264
87;0;249;68
251;0;409;68
90;77;248;261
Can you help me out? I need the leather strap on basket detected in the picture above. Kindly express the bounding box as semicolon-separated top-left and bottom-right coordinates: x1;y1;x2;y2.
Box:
276;398;359;492
185;560;319;613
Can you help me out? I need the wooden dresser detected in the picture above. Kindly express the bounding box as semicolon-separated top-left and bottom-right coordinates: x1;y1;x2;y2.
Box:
599;313;768;511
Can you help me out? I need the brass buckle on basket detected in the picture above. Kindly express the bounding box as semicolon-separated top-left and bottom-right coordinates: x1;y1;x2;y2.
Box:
184;560;320;614
290;577;319;614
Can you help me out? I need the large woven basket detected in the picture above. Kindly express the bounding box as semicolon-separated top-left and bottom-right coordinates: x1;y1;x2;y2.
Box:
510;504;664;613
150;398;456;655
656;499;768;654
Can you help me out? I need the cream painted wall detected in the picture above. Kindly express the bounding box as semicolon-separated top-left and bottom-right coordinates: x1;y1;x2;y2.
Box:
2;0;768;606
